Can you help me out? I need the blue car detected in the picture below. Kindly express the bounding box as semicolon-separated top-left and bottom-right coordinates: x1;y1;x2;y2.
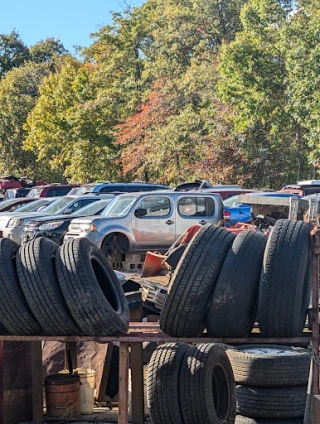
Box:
223;192;302;225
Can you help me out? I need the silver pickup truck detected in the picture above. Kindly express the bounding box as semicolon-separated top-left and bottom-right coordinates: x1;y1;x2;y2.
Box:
64;191;223;263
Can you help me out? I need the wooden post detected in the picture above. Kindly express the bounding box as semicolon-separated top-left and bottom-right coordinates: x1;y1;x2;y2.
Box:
118;342;129;424
312;229;320;396
31;341;44;423
131;342;144;424
97;342;114;402
64;341;78;371
0;341;3;423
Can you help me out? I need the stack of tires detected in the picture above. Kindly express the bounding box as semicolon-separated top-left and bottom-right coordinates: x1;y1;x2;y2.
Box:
160;220;312;339
227;344;310;423
0;237;129;336
148;342;236;424
158;221;312;422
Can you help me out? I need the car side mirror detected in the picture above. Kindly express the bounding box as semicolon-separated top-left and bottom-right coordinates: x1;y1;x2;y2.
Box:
134;208;147;217
63;208;73;215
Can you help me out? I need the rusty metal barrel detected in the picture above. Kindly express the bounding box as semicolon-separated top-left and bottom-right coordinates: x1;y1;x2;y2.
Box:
45;374;81;419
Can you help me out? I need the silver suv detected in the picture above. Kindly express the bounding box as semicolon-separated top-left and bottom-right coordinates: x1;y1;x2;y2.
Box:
64;191;223;257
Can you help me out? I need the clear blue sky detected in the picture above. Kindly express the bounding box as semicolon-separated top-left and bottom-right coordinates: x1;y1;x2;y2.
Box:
0;0;144;53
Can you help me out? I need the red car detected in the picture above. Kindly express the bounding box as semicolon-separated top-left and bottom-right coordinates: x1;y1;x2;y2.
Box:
0;176;48;193
27;184;79;198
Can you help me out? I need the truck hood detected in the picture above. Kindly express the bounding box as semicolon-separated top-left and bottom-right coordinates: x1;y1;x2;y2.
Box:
69;215;118;225
27;214;72;226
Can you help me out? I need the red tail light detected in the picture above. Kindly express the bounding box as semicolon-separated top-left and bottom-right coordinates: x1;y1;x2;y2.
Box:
223;210;231;220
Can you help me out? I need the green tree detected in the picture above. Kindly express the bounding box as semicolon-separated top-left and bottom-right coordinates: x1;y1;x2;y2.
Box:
0;30;29;77
218;0;311;187
284;1;320;174
30;37;68;63
24;58;117;182
0;61;51;176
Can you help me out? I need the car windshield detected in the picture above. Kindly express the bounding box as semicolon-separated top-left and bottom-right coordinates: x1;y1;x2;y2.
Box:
27;187;42;198
223;196;241;207
42;196;74;214
72;199;113;217
68;186;92;195
101;196;137;217
0;199;25;209
16;199;51;212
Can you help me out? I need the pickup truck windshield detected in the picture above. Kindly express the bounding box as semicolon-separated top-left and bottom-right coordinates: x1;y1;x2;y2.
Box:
101;196;137;217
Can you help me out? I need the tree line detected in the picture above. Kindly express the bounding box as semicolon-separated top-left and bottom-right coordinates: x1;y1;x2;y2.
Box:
0;0;319;188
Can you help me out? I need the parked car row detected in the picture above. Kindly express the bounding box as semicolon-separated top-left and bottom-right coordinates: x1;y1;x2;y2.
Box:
0;179;319;268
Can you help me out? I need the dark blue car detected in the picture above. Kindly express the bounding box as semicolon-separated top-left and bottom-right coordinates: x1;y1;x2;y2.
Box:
223;192;302;225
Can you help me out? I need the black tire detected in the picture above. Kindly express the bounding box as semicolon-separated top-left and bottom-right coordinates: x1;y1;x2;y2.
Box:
235;416;303;424
206;231;267;337
55;238;129;336
180;343;236;424
0;238;42;335
16;238;81;336
258;220;312;337
147;342;190;424
236;385;307;419
227;344;310;387
160;224;235;337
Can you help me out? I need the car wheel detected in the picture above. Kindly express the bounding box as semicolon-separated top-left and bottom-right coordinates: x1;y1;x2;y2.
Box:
16;238;81;336
258;219;312;337
148;342;190;424
180;343;236;424
226;344;310;387
160;224;235;337
56;238;129;336
0;238;42;335
236;385;307;419
206;231;267;337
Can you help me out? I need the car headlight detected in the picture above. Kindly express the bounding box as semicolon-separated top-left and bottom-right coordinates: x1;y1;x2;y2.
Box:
7;218;24;228
68;223;97;232
39;221;64;231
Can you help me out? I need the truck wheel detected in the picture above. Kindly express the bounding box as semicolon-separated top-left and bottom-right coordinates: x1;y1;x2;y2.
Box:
227;345;310;387
180;343;236;424
235;416;302;424
148;342;190;424
56;238;129;336
236;385;307;419
206;231;267;337
258;220;312;337
0;238;42;335
16;238;81;336
160;224;235;337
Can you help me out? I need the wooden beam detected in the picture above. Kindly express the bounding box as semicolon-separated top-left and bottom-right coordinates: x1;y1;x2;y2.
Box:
131;342;144;424
118;343;129;424
31;341;44;424
97;342;114;403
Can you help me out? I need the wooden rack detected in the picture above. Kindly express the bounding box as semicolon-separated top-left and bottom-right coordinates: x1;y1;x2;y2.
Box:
0;229;319;424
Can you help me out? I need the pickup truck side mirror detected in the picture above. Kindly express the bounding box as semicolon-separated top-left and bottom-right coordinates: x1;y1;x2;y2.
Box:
134;208;147;218
63;208;73;215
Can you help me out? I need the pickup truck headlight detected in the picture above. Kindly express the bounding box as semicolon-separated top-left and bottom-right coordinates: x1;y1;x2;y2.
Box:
68;223;97;232
39;221;64;231
7;218;24;228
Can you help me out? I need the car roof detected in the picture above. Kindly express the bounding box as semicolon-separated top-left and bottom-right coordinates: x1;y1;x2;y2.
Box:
116;190;222;197
93;182;169;188
200;188;254;193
